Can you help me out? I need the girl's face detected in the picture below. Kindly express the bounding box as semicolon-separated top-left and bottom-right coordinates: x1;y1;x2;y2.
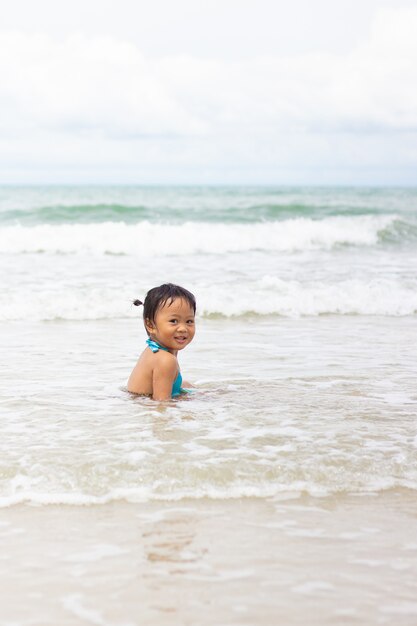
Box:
146;298;195;352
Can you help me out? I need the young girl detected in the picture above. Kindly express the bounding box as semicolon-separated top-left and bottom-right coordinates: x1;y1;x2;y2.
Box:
127;283;196;401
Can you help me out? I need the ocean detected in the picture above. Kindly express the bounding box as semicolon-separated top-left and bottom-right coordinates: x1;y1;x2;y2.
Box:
1;185;416;625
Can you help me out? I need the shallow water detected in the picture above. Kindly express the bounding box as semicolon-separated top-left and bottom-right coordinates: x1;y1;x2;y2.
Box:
1;316;416;506
1;186;417;624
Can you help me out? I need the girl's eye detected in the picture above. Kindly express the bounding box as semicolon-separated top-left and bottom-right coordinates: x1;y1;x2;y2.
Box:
187;320;194;324
169;319;177;323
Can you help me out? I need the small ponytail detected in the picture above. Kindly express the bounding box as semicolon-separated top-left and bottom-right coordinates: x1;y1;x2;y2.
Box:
133;299;143;307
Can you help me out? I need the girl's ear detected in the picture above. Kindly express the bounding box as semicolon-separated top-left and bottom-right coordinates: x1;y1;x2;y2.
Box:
145;318;154;334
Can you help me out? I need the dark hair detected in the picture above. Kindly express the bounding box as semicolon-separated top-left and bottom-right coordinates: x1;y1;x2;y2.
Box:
133;283;196;333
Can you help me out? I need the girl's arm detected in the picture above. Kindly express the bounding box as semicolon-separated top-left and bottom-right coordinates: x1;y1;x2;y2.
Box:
152;354;178;401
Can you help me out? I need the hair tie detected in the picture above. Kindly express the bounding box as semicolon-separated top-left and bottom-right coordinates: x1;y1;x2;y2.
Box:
133;299;143;307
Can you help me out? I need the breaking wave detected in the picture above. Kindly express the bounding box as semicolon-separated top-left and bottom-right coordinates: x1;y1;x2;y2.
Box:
0;215;402;256
1;276;416;321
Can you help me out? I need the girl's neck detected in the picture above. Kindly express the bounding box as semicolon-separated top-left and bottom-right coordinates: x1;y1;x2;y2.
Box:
147;336;177;356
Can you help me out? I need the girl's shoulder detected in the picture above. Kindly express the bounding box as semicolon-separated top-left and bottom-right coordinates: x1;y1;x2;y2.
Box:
145;345;177;365
148;349;178;381
152;349;177;365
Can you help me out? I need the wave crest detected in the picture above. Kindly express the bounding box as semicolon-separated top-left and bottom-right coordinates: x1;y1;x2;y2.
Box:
1;276;416;321
0;215;397;255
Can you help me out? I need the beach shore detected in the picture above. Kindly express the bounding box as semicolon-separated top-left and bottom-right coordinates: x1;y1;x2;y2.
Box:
1;491;417;625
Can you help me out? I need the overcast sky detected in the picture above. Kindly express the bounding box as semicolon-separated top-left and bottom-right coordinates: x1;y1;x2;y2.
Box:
1;0;417;185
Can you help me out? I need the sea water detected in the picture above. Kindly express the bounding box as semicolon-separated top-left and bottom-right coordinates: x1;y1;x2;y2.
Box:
0;186;416;624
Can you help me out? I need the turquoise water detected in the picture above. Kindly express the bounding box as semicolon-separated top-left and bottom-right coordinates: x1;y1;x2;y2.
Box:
0;186;416;321
1;185;417;228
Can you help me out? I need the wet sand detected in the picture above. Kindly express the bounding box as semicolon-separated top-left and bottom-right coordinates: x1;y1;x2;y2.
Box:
1;490;417;625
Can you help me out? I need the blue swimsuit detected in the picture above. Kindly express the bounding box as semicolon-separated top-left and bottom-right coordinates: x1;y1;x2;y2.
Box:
146;338;183;397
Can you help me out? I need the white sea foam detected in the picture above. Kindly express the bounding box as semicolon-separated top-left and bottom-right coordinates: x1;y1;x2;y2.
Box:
0;276;415;320
199;276;417;317
0;479;413;509
0;215;396;255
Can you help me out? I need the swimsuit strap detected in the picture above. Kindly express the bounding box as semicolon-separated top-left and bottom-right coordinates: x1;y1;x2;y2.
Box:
146;338;169;353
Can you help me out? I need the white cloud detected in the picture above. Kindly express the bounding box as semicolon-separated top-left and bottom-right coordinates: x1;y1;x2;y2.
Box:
0;6;416;183
0;32;205;138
